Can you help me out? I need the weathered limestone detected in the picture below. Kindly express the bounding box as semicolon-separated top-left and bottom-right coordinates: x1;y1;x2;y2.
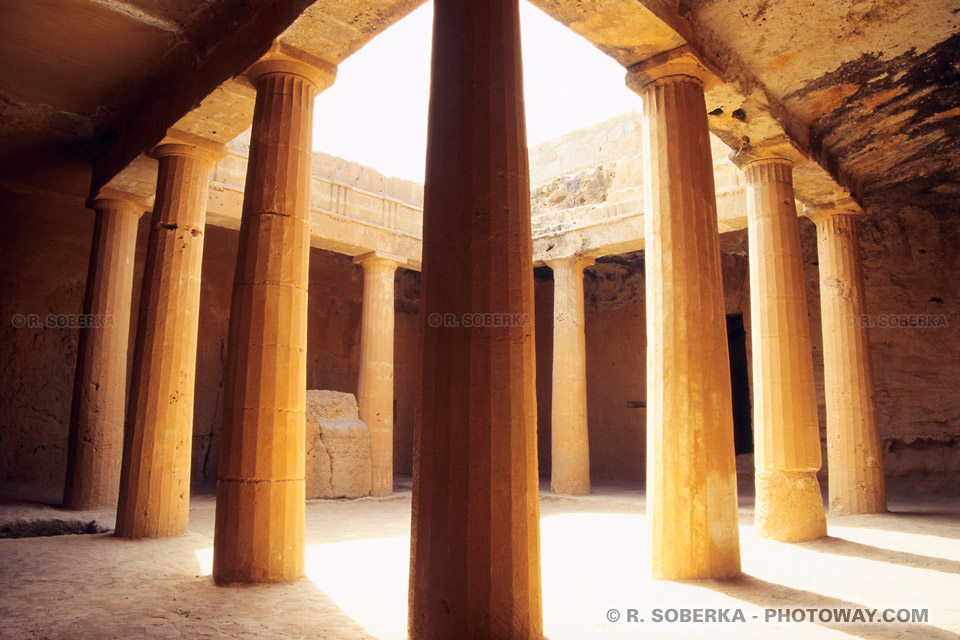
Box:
627;47;741;580
745;158;827;541
115;137;223;538
547;256;593;496
305;390;372;499
810;203;887;515
409;0;542;637
354;250;403;496
62;193;145;510
213;56;335;584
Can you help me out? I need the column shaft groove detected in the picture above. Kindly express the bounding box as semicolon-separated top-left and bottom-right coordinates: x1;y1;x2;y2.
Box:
213;66;319;584
746;158;827;541
357;256;399;497
63;198;142;510
638;74;741;580
116;148;215;538
815;212;887;514
409;0;543;637
548;256;591;496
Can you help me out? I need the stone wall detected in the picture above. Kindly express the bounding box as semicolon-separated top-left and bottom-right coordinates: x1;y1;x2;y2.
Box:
529;112;644;219
0;188;421;499
529;112;644;188
801;211;960;491
230;129;424;209
0;189;112;499
582;260;647;483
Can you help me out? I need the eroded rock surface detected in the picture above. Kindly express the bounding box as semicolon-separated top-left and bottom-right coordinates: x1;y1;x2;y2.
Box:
305;391;372;499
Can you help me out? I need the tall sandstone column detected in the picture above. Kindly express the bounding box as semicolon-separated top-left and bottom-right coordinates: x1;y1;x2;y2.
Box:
745;158;827;541
355;250;403;497
627;46;741;580
547;256;593;496
63;193;144;510
213;56;335;584
116;136;224;538
811;203;886;514
409;0;542;637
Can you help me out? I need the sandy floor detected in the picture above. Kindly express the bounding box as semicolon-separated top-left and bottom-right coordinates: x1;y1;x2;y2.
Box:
1;480;958;639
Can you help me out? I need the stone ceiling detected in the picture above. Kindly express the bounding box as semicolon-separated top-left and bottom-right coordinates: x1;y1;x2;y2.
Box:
0;0;422;193
1;0;956;222
681;0;960;219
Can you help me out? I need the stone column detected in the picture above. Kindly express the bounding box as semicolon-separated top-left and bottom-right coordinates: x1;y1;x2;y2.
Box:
409;0;542;637
63;192;145;510
811;203;886;514
627;46;741;580
547;255;593;496
745;158;827;541
355;250;404;497
213;56;335;584
115;135;224;538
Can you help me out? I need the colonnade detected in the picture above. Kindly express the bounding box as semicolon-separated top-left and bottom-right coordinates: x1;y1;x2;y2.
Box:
60;1;888;635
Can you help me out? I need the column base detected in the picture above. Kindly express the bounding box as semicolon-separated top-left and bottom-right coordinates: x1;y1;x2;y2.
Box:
213;478;305;584
550;480;590;497
114;518;189;540
755;469;827;542
370;485;393;498
829;489;887;516
651;554;742;582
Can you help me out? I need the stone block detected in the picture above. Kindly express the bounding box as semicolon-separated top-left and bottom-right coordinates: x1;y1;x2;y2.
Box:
305;390;372;499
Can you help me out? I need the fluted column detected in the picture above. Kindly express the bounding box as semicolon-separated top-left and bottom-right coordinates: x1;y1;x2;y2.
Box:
409;0;542;637
355;251;403;497
627;46;741;580
547;256;593;496
63;193;145;510
745;158;827;541
115;137;224;538
811;203;886;514
213;56;335;584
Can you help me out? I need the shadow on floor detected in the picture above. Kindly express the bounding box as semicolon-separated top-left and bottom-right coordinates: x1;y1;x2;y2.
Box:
698;573;955;639
795;535;960;576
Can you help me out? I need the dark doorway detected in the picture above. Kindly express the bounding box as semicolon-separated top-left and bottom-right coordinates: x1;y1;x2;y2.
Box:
726;314;753;454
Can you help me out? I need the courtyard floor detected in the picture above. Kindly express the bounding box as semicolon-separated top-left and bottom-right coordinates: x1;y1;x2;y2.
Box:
1;479;958;639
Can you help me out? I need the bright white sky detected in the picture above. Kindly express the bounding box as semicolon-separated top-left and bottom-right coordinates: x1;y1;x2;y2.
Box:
313;1;640;184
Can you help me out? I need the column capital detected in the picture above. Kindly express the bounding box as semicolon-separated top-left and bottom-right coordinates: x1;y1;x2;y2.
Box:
804;197;864;223
354;249;405;269
626;45;723;93
246;48;337;93
728;136;809;169
742;156;794;170
150;129;228;166
742;156;795;188
87;188;150;216
545;255;595;271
